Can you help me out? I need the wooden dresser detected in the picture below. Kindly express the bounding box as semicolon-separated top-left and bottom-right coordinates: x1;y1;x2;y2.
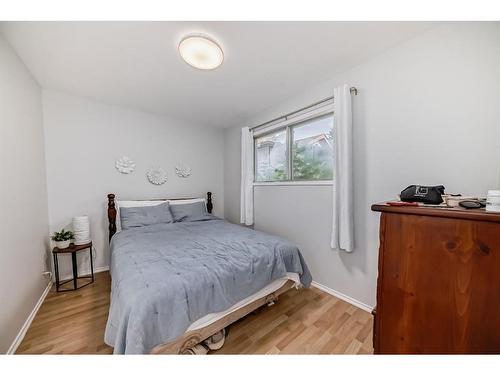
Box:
371;203;500;354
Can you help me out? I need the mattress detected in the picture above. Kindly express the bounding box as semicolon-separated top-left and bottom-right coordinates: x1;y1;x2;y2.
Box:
187;272;300;331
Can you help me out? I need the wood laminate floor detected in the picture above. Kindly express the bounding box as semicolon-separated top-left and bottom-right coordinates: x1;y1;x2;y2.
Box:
16;271;373;354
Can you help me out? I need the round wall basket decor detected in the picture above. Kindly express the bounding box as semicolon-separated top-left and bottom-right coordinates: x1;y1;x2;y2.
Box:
175;163;192;178
147;167;167;185
115;156;135;174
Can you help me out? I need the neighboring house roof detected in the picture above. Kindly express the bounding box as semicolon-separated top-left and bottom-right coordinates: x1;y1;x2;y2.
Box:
257;133;333;151
295;134;333;150
257;140;276;149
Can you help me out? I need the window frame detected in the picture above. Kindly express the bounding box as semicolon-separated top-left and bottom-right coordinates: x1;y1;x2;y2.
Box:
253;104;334;185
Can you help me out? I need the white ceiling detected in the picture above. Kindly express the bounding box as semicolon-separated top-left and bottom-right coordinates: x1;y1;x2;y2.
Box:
1;22;437;127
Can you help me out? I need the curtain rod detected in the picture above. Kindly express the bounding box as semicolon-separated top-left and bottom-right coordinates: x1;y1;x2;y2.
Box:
250;86;358;131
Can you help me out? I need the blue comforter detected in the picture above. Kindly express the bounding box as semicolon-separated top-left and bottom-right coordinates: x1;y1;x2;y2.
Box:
104;216;312;354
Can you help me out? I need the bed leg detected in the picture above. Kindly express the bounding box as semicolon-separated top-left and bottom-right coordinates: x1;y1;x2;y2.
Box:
265;292;278;306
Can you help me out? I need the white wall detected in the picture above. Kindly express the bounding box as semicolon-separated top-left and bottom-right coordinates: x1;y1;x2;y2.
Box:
0;36;49;353
223;125;242;224
223;22;500;307
43;90;225;278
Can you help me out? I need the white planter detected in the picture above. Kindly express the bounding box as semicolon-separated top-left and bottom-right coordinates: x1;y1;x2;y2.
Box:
55;240;71;249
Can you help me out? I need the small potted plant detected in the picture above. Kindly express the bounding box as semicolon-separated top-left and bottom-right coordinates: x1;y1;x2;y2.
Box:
52;229;74;249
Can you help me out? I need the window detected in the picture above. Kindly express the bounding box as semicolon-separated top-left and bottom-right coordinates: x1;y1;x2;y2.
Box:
255;128;288;181
292;114;333;180
254;112;334;182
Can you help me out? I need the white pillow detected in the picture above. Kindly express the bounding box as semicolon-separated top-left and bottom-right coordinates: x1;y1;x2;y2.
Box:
168;198;206;206
115;198;206;232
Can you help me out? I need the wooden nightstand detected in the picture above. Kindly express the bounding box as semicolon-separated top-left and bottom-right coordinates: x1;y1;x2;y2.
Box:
52;242;94;292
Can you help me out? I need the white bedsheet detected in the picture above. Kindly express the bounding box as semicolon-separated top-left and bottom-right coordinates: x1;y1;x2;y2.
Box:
187;272;300;331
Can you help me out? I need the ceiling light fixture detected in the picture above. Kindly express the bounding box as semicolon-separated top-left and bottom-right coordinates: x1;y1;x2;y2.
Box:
178;34;224;70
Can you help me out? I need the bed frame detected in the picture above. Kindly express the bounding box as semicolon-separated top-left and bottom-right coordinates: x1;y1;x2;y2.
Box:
106;192;295;354
152;279;295;354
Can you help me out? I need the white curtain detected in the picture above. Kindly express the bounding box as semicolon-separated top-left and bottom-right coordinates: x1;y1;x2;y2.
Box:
240;126;254;225
331;84;354;252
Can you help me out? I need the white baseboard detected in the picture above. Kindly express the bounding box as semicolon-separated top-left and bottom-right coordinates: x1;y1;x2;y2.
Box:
311;281;374;313
94;266;109;274
7;265;110;354
7;281;52;355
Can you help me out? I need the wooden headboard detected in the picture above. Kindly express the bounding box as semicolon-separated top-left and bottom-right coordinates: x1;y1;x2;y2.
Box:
107;192;213;242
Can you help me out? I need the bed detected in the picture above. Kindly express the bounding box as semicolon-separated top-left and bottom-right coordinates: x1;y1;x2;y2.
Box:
104;192;312;354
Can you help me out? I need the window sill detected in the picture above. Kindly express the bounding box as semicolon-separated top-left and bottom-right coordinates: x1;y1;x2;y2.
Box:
253;180;333;187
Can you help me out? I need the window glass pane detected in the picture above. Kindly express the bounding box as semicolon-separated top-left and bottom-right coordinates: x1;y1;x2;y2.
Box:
292;114;334;180
255;129;288;181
